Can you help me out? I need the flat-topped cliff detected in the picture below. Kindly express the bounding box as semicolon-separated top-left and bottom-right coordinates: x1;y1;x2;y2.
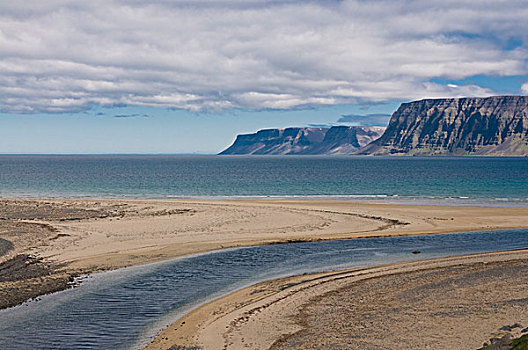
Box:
359;96;528;156
219;126;385;155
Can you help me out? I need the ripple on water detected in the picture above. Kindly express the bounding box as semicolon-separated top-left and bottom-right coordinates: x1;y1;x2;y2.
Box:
0;228;527;350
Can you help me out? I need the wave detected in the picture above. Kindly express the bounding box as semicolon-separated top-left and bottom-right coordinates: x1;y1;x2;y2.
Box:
2;191;527;207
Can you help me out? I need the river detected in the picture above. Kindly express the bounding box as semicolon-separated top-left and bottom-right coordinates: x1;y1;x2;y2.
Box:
1;229;527;349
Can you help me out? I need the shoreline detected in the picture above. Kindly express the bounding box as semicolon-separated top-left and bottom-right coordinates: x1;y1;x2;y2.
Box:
0;197;526;348
4;195;528;208
1;198;528;310
147;249;528;350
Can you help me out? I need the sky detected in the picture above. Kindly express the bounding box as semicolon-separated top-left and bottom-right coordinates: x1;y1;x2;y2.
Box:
1;0;527;154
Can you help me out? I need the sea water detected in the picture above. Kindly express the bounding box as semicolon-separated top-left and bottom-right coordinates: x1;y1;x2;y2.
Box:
1;155;527;205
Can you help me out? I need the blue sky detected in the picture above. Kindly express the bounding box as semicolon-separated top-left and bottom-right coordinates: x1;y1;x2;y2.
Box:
1;1;527;154
0;102;399;154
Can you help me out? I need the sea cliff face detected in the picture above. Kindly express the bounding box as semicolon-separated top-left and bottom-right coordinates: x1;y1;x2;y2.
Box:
359;96;528;156
219;126;385;155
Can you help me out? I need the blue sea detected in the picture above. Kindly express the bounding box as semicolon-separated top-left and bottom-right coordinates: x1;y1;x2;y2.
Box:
0;155;527;205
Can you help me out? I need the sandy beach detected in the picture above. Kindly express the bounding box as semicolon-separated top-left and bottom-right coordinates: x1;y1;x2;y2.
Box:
1;198;527;348
148;249;528;350
1;198;528;309
4;1;528;349
2;199;528;271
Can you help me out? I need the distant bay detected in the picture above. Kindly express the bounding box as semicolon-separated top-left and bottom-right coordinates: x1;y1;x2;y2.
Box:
0;155;527;205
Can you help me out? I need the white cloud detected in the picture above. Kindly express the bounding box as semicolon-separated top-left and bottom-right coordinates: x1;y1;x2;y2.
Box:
0;0;527;113
522;82;528;94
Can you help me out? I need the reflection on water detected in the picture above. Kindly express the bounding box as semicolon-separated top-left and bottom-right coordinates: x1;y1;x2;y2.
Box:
0;229;527;349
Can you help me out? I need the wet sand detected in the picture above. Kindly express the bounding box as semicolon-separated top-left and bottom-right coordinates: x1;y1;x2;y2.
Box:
149;250;528;350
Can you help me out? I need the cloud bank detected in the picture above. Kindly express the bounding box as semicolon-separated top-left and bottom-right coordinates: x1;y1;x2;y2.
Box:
1;0;527;113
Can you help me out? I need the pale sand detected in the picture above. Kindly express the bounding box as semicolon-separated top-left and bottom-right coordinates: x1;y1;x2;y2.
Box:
147;250;528;350
2;198;526;272
1;198;528;346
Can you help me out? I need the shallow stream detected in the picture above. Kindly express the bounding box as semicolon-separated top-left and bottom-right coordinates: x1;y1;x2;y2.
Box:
0;229;527;349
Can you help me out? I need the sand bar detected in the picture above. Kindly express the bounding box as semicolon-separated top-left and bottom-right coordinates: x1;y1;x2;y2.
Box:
1;197;528;349
1;198;528;309
148;249;528;350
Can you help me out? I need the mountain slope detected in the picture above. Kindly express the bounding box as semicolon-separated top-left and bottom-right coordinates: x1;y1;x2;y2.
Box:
358;96;528;156
219;126;385;155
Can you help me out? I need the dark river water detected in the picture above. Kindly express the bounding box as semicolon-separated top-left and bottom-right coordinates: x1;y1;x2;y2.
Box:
0;229;528;349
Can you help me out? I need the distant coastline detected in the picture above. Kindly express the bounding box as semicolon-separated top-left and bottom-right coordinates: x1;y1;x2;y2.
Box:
220;96;528;156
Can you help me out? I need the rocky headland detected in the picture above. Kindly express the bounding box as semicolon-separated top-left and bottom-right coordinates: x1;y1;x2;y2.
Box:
221;96;528;156
219;126;385;155
359;96;528;156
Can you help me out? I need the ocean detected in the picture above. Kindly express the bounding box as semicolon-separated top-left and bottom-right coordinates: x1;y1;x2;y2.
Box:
0;155;527;205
